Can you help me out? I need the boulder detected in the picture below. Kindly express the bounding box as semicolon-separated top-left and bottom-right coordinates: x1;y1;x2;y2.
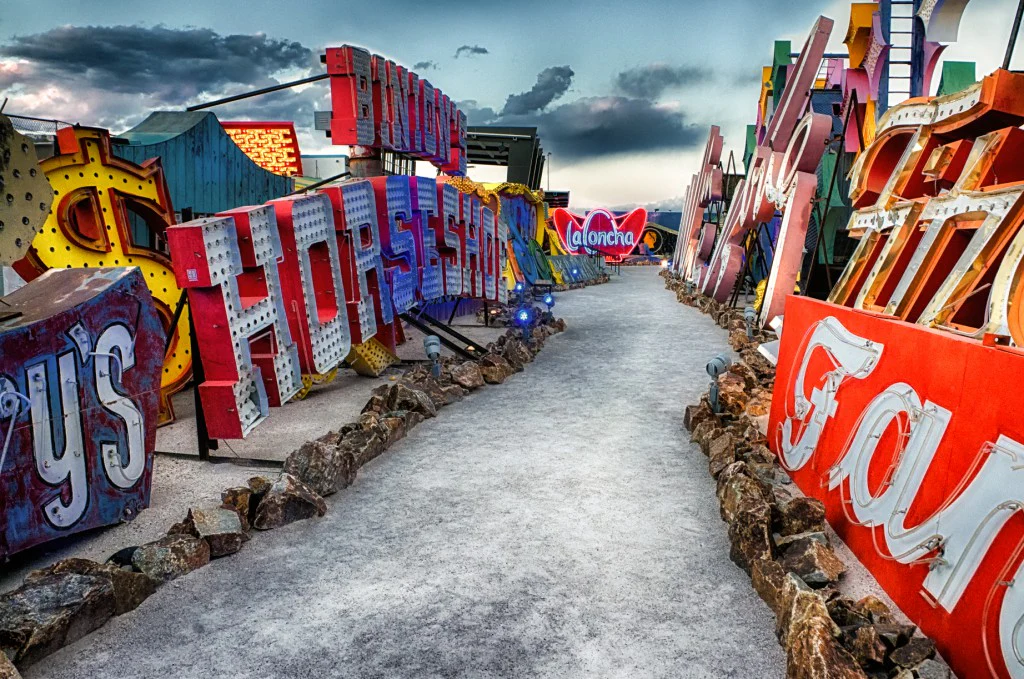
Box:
775;531;829;552
707;433;735;479
717;373;749;416
450;362;485;390
751;558;789;615
360;384;390;414
386;383;437;418
283;440;349;498
25;558;156;616
913;659;951;679
0;653;19;678
854;595;895;625
252;473;328;530
0;573;115;667
784;592;868;679
181;507;248;558
683;402;716;432
874;623;916;650
338;429;385;468
404;376;456;409
132;534;211;583
849;624;888;667
740;348;777;384
357;411;380;431
377;413;408;445
781;539;846;588
746;388;773;417
716;462;773;525
777;496;827;536
221;486;254;531
502;339;533;369
479;354;513;384
690;420;720;453
728;500;774;572
403;411;425;431
728;362;759;391
826;597;872;628
441;385;466;403
890;637;936;669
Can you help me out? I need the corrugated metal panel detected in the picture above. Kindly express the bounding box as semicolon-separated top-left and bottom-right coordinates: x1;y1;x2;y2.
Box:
113;111;294;216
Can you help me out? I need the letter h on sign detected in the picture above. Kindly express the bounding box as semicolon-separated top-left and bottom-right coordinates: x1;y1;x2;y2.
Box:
167;207;302;439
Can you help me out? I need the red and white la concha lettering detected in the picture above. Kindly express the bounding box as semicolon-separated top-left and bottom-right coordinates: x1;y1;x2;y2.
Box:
552;207;647;260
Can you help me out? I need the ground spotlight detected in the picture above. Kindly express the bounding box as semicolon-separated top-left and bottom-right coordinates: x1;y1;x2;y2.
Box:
423;334;442;377
660;259;670;268
744;306;757;340
543;293;555;309
706;353;732;414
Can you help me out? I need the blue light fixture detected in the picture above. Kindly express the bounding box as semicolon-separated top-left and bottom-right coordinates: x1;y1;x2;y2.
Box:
514;282;525;293
516;308;532;325
543;293;555;309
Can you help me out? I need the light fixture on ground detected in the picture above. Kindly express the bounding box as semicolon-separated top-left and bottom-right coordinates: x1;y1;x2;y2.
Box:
706;353;732;414
514;305;535;341
744;306;757;340
543;293;555;309
423;334;442;377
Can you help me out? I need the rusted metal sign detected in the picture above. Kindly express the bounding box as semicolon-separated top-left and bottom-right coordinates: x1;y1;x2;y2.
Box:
0;267;164;559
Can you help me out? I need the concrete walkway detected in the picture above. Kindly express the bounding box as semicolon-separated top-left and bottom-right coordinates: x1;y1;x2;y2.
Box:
28;268;786;679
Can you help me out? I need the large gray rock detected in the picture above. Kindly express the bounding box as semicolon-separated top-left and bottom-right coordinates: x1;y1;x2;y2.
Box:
386;383;437;418
221;486;254;531
479;353;514;384
252;473;328;530
132;534;211;583
338;429;385;468
283;440;350;497
0;652;20;678
781;539;846;588
890;637;936;669
181;507;248;558
502;338;533;370
784;587;867;679
450;362;485;390
777;496;827;536
707;433;735;479
0;573;116;667
25;558;156;616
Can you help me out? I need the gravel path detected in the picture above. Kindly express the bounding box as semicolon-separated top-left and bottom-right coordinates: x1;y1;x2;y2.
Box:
27;268;786;679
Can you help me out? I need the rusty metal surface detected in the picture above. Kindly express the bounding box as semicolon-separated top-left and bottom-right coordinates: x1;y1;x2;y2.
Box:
0;267;165;559
0;113;52;266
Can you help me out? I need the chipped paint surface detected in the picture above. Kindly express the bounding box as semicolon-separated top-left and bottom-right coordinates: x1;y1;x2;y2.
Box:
0;267;164;559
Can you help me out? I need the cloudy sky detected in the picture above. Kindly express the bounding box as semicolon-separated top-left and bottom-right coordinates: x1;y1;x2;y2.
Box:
0;0;1018;209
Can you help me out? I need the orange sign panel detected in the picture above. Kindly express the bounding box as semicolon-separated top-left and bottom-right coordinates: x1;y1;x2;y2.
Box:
222;122;303;177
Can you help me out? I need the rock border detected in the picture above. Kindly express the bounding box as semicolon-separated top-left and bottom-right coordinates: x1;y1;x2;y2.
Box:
661;270;951;679
0;317;568;677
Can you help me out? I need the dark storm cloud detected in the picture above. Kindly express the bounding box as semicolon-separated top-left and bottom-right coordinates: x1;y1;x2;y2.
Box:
413;60;438;71
503;96;702;160
615;64;711;99
454;44;489;58
0;25;316;100
501;65;574;116
458;99;499;124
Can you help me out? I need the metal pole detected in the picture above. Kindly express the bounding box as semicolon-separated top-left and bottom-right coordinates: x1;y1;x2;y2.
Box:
1004;0;1024;70
186;73;329;111
287;171;351;196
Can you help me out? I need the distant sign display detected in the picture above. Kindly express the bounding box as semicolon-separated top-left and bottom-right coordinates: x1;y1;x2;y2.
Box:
552;208;647;261
322;46;467;175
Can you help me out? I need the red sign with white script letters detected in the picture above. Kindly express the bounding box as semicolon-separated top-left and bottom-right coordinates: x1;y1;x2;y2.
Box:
552;207;647;261
768;295;1024;679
